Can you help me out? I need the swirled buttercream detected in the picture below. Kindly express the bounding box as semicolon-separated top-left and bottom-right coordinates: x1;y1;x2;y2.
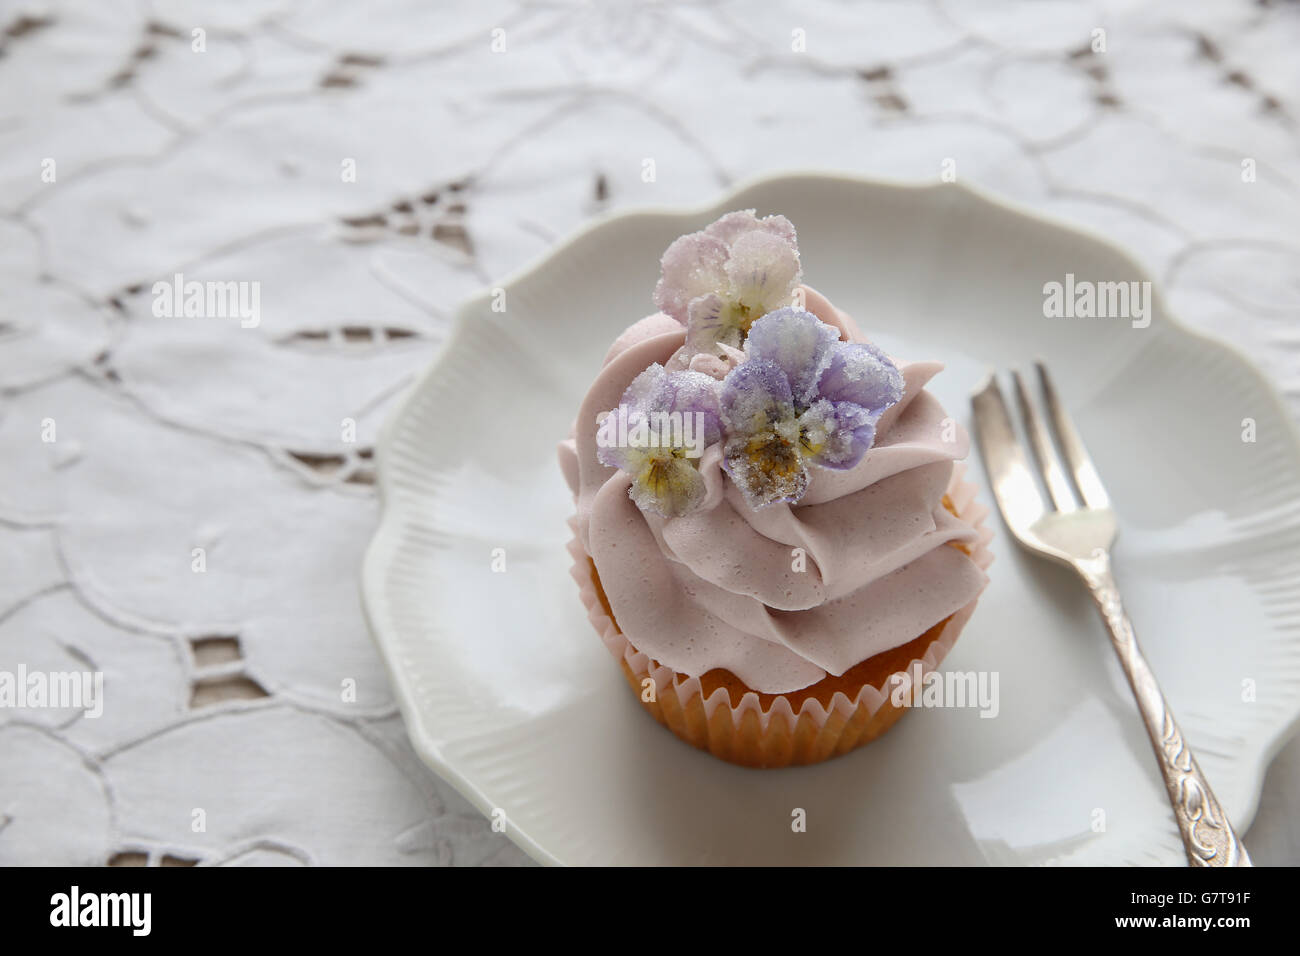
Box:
559;286;987;694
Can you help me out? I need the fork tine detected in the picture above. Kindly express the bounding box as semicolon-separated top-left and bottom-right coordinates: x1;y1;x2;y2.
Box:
970;373;1049;538
1035;361;1111;510
1013;369;1077;512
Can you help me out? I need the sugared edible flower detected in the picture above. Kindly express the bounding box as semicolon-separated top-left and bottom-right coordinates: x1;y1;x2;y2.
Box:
719;308;903;508
653;210;802;357
596;363;722;518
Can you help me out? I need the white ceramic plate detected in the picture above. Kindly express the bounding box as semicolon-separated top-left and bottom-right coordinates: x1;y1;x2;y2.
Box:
362;172;1300;866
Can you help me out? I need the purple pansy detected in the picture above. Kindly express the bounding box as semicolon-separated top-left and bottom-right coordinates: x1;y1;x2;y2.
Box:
596;363;722;518
718;308;903;508
653;210;802;356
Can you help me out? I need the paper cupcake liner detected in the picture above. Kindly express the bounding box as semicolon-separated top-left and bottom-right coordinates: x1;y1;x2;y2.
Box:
569;463;994;768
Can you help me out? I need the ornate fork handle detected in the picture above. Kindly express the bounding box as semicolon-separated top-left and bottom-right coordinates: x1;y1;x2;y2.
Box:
1075;549;1252;867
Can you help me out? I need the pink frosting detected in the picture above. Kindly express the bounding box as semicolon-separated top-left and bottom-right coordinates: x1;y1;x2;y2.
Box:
558;286;988;694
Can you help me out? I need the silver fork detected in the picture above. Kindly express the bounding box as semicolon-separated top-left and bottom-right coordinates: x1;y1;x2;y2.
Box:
971;362;1251;867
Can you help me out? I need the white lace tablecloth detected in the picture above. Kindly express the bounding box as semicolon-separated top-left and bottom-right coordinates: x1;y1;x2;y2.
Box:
1;0;1297;867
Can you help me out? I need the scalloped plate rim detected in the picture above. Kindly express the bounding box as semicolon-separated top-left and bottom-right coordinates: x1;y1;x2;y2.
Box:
361;169;1300;867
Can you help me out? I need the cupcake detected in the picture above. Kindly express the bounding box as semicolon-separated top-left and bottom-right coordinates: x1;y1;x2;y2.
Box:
557;210;991;768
